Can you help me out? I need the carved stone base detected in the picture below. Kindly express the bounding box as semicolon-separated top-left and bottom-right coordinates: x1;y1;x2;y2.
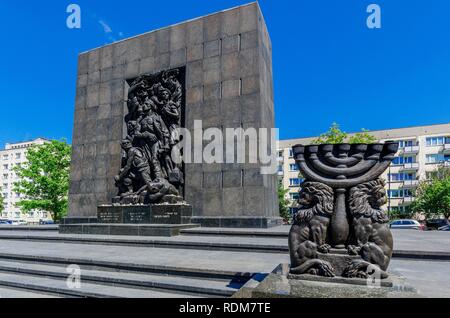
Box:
97;204;193;224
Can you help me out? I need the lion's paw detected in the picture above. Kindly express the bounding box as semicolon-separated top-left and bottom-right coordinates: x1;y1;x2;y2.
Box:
318;244;331;254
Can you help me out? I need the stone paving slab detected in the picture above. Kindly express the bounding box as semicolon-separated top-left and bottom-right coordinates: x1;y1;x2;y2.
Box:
0;240;289;275
0;228;449;256
389;259;450;298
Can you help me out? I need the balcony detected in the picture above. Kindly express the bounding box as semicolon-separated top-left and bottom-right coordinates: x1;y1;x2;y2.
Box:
442;144;450;154
277;170;284;176
401;146;420;154
401;180;419;188
399;162;419;172
399;197;414;206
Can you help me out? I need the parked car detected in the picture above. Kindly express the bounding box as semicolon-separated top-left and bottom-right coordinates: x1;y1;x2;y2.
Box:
17;220;27;225
0;220;10;225
390;219;424;230
438;225;450;231
426;219;450;231
39;219;55;225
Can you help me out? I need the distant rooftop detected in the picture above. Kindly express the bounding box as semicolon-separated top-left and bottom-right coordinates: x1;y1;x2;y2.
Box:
2;138;49;151
278;122;450;148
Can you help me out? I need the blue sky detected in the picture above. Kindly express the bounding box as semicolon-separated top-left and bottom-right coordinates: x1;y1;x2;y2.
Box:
0;0;449;148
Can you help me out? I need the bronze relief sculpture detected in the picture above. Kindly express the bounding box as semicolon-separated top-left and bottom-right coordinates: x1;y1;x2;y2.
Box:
113;68;185;205
289;143;398;279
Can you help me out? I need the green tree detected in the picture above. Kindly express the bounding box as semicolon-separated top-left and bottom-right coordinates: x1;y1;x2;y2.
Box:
312;123;377;144
0;192;4;212
312;122;347;144
348;129;378;144
411;165;450;220
13;140;72;222
278;183;291;222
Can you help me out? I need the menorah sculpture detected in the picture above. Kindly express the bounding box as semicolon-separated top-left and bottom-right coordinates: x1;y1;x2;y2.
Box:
289;142;398;279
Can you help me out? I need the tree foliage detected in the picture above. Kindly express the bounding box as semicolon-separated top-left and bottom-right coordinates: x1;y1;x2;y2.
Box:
312;123;377;144
13;140;71;222
411;165;450;219
278;183;291;222
0;193;4;211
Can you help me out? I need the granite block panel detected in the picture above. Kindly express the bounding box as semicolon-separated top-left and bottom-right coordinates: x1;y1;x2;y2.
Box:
170;24;186;51
186;19;203;46
187;44;204;62
221;7;240;36
222;169;242;188
204;13;221;41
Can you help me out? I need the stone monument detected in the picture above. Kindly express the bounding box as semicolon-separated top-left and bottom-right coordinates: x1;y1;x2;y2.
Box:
60;2;281;235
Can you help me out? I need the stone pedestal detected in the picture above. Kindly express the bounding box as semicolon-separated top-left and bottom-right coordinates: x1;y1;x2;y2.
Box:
59;204;198;237
237;264;420;298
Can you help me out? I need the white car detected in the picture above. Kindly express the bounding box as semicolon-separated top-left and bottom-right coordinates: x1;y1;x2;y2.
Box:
390;219;424;230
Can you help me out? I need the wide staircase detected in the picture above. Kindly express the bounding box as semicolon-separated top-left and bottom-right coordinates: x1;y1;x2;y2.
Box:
0;226;286;298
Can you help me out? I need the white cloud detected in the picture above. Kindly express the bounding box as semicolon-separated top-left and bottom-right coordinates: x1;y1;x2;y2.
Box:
98;20;112;34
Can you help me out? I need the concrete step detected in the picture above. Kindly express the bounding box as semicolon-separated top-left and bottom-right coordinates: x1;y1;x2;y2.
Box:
0;252;254;282
0;225;58;231
180;227;289;238
0;286;61;298
0;260;238;297
0;271;199;298
0;232;287;254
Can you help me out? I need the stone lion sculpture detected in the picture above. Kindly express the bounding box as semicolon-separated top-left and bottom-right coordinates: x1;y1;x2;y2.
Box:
289;181;335;276
343;178;393;279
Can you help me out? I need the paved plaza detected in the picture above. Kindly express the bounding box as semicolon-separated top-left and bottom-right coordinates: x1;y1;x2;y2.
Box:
0;226;447;297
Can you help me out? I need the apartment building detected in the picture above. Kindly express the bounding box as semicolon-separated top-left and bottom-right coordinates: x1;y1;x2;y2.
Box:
277;123;450;216
0;138;52;223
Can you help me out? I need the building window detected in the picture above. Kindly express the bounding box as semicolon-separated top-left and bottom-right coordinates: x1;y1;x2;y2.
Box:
426;154;449;164
289;192;300;200
426;136;449;147
288;149;293;158
2;193;7;199
3;164;8;170
398;140;415;148
388;173;415;181
277;165;283;172
392;156;415;165
15;153;21;159
3;174;8;179
278;151;283;158
289;178;302;187
388;189;412;198
289;164;299;171
2;155;8;160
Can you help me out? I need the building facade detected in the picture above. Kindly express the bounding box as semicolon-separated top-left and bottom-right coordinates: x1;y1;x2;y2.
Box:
277;123;450;216
0;138;52;223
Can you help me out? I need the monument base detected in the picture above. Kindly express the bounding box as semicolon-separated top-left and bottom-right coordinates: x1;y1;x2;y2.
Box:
191;216;283;228
59;223;199;237
59;204;196;237
236;264;420;298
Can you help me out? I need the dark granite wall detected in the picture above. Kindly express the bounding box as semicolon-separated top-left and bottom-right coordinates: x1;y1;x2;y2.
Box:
68;2;279;226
